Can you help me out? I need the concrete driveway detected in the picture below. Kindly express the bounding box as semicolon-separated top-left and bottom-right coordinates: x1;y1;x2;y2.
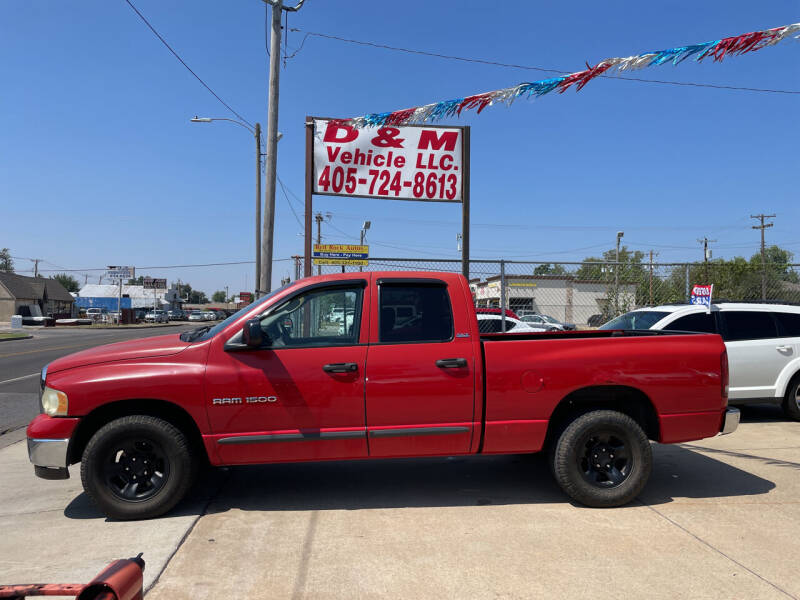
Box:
1;406;797;599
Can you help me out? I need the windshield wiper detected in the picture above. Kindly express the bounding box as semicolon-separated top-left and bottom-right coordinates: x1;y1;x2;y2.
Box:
181;325;211;342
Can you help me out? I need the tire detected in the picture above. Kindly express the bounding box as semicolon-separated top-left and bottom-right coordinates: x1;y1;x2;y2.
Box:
783;379;800;421
550;410;652;508
80;415;196;520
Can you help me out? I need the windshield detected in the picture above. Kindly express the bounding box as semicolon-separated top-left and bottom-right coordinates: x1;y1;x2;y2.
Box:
181;283;290;342
541;315;560;324
599;311;670;330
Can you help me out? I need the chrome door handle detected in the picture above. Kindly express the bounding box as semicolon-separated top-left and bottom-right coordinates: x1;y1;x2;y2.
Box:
776;346;792;351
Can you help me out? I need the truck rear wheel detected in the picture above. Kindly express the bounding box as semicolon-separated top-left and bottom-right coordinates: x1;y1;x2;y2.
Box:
80;415;196;520
551;410;652;507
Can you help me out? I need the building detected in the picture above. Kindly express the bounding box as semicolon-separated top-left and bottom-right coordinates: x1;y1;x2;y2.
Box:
0;272;75;321
470;274;638;326
75;283;184;312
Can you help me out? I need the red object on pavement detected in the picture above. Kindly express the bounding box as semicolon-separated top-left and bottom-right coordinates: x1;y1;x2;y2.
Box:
0;555;144;600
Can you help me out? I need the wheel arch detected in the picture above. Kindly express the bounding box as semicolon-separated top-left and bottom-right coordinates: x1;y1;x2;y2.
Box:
775;360;800;399
68;399;207;466
545;385;660;449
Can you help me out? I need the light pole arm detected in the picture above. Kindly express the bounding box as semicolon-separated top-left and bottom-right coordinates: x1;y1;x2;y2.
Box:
190;117;255;135
263;0;306;10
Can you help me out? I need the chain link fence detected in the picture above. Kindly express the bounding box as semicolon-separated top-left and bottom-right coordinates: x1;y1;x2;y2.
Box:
292;258;800;327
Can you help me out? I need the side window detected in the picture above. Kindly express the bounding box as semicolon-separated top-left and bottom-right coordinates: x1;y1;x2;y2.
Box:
721;311;777;342
775;312;800;337
259;286;363;348
478;319;501;333
379;284;453;343
664;312;717;334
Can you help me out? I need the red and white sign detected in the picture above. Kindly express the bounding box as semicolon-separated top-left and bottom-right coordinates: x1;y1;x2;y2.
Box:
690;284;714;309
312;118;464;203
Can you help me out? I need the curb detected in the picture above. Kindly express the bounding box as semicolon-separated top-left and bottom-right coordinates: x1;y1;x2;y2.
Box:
0;335;33;342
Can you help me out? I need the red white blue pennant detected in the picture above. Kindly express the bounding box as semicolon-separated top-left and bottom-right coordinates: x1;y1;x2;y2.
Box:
343;22;800;128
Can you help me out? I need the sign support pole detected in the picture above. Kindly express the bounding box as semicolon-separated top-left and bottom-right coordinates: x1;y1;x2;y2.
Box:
461;126;470;280
304;116;314;277
117;280;122;327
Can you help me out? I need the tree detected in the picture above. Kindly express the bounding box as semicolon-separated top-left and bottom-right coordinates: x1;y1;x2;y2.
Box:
190;290;208;304
52;273;79;293
0;248;13;272
533;263;567;276
212;290;227;303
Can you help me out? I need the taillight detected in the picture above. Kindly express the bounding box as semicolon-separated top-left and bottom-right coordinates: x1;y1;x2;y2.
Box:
721;349;729;399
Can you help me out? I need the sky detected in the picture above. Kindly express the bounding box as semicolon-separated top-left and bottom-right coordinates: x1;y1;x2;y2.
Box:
1;1;798;296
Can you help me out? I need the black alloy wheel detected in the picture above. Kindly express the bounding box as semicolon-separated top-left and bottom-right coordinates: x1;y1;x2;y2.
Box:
550;409;652;507
103;436;170;502
81;415;196;520
577;430;631;488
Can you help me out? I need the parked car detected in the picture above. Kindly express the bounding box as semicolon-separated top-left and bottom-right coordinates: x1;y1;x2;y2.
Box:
16;304;54;326
168;309;186;321
188;311;205;322
520;313;576;331
144;310;169;323
214;310;228;320
202;311;217;321
477;314;554;334
85;308;110;324
600;302;800;419
28;271;735;519
475;307;520;319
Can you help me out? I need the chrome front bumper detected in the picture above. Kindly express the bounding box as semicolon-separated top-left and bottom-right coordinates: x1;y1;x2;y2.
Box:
720;407;740;435
28;438;70;479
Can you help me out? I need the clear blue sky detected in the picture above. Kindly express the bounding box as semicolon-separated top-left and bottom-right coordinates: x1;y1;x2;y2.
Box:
1;1;798;295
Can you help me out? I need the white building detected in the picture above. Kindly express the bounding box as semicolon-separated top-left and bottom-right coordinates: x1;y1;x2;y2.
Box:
470;274;638;326
76;283;184;310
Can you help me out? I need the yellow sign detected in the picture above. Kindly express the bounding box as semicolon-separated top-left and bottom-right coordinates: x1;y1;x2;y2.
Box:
313;244;368;254
313;258;369;266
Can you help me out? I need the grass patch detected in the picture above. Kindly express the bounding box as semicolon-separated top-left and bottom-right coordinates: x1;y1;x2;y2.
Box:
0;332;29;340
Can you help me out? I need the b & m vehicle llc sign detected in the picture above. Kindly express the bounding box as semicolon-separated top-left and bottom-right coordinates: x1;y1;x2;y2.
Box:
312;119;464;202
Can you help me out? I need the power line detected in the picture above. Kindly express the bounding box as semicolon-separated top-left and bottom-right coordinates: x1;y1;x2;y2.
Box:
290;28;800;96
37;259;293;273
123;0;254;127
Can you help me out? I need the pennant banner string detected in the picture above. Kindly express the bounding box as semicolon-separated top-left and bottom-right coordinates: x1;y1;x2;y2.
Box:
340;22;800;128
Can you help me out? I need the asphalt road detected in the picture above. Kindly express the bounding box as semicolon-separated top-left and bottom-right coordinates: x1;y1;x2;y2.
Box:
0;325;191;444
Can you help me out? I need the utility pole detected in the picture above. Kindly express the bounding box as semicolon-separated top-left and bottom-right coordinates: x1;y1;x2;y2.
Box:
615;231;624;315
751;214;776;301
254;122;262;297
33;259;39;277
260;0;307;297
315;212;324;276
292;255;301;280
697;237;717;283
649;250;654;306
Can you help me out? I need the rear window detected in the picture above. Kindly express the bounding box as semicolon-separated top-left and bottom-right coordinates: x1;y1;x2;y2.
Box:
599;311;669;330
721;311;778;341
774;312;800;337
663;312;717;334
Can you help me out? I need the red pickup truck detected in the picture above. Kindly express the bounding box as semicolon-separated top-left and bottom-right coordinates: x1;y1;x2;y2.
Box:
28;272;738;519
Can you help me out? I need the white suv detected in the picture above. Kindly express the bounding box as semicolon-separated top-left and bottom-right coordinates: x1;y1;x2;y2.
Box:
601;303;800;419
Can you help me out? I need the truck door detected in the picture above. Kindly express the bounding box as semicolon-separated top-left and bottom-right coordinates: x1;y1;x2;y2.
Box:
206;280;370;464
365;278;477;457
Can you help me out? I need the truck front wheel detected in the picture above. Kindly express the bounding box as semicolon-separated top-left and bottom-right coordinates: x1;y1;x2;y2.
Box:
551;410;652;507
80;415;196;520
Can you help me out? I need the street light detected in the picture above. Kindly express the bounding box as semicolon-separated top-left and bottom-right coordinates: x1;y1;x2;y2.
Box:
615;231;624;315
191;116;263;298
190;117;283;299
359;221;371;273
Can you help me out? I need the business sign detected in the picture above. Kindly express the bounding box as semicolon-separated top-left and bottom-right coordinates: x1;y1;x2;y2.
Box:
106;266;134;280
312;243;369;266
142;277;167;290
239;292;253;303
313;119;464;202
691;284;714;310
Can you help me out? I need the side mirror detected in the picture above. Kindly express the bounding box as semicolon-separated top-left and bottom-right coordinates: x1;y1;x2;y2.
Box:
242;318;264;348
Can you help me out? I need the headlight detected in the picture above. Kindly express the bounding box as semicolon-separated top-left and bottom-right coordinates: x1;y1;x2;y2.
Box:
41;387;68;416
